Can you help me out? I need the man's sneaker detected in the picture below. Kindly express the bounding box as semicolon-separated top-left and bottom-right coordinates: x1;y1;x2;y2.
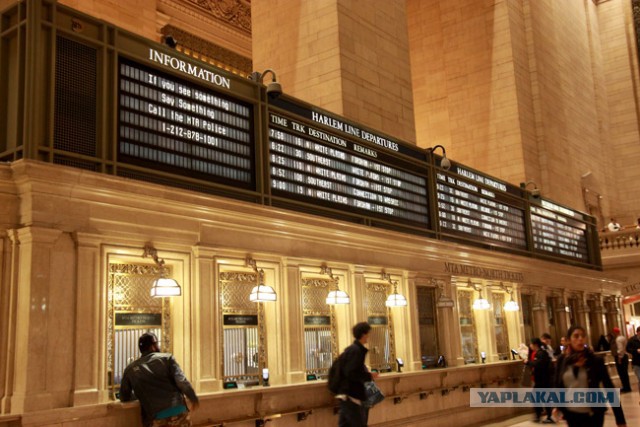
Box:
542;419;555;424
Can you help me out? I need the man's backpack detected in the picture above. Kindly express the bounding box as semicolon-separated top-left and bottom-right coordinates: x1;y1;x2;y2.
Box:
327;352;345;394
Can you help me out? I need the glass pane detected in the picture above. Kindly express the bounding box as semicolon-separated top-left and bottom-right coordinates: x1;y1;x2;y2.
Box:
304;327;332;375
417;287;438;360
458;290;477;364
223;327;259;383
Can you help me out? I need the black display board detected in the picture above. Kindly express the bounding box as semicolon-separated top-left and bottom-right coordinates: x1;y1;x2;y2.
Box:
117;58;255;188
530;200;589;262
108;49;599;269
268;111;429;227
435;165;527;250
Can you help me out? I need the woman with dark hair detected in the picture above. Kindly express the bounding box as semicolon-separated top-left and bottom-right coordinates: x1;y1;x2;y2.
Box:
554;326;626;427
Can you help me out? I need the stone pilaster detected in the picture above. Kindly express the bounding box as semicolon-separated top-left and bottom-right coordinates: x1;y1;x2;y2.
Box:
72;233;105;406
193;246;220;392
10;226;76;412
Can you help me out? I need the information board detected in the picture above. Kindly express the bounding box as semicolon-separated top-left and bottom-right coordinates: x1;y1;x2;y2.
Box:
435;166;527;250
118;58;254;187
268;112;429;226
530;200;589;261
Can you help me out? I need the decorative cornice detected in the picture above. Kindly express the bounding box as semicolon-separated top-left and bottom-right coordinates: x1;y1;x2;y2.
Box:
159;0;251;35
161;24;252;75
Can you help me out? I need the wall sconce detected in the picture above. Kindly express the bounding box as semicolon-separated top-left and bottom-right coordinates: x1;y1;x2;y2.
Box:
248;69;283;98
383;271;407;307
321;264;350;305
520;180;540;198
427;145;451;170
246;257;277;302
143;244;182;297
497;282;520;312
468;280;490;310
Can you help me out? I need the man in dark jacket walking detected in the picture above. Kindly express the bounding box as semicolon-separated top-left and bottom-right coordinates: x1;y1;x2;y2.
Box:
337;322;379;427
120;332;199;427
526;338;554;423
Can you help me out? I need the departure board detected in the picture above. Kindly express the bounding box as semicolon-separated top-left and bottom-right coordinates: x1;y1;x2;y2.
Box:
268;112;429;226
530;201;589;261
435;166;527;250
117;58;254;187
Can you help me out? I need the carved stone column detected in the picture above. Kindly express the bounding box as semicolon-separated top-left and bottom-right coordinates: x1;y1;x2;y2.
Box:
433;276;457;367
10;226;76;412
604;296;620;333
588;295;606;348
72;233;104;405
283;260;305;383
554;294;570;339
532;290;548;340
193;246;219;392
449;277;465;367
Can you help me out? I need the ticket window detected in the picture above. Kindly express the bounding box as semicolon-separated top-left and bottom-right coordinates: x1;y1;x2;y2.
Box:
301;276;337;379
219;270;265;386
521;293;534;345
365;282;396;372
416;286;439;366
491;293;510;360
107;262;172;398
457;289;478;364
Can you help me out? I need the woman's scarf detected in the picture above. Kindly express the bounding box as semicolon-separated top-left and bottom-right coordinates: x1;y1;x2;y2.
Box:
563;346;593;378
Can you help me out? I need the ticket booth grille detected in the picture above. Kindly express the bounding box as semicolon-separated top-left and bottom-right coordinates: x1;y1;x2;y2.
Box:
492;293;510;360
219;271;265;385
458;289;479;364
366;282;395;372
301;277;337;379
107;263;171;398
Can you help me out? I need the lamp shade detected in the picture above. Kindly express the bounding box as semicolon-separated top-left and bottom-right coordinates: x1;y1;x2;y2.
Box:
326;289;350;305
503;299;520;312
249;284;277;302
472;298;491;310
150;277;182;297
386;292;408;307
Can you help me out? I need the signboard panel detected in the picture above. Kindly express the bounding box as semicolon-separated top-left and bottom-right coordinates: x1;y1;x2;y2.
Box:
435;166;527;250
118;58;255;187
115;312;162;326
268;112;429;226
530;201;589;262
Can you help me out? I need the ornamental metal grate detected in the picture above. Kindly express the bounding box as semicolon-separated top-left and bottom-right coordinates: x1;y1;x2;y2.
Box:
54;36;97;157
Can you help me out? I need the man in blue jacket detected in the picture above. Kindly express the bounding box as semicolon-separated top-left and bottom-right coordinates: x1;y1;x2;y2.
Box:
337;322;379;427
120;333;199;427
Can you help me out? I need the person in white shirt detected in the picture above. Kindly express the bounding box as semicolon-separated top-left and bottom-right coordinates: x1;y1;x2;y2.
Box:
611;327;632;393
607;218;621;232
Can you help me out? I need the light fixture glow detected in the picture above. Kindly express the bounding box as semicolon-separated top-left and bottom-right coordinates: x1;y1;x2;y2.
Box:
143;244;182;298
321;265;350;305
150;277;182;297
386;280;407;307
503;297;520;312
472;297;491;310
326;289;350;305
249;284;277;302
386;292;408;307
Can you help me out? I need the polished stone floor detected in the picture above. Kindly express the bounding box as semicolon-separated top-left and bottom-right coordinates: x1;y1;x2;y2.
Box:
485;392;640;427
